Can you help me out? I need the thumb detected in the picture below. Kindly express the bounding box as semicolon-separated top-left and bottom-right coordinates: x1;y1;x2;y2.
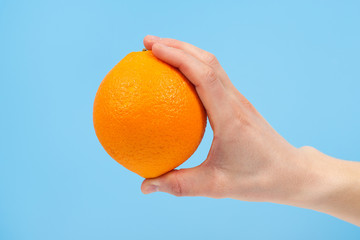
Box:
141;166;210;197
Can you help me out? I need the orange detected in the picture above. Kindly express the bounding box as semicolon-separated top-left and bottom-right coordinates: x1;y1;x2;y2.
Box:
93;50;207;178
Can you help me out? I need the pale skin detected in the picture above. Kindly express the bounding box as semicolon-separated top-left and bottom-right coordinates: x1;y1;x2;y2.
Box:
140;35;360;227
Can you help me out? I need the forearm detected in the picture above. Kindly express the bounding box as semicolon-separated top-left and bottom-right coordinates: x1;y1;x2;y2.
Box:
294;147;360;226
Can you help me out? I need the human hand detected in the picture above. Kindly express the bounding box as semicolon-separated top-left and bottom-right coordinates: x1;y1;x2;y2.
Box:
140;37;360;227
140;35;312;205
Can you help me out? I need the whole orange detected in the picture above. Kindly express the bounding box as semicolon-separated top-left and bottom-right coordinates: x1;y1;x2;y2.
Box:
93;50;207;178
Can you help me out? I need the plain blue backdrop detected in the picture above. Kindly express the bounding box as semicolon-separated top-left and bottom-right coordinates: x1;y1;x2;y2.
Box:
1;0;359;239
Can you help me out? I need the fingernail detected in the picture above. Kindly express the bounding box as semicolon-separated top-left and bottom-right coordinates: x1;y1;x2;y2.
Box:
144;184;159;194
147;35;161;41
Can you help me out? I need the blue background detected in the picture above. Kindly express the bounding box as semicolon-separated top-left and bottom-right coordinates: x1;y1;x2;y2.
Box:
1;0;359;239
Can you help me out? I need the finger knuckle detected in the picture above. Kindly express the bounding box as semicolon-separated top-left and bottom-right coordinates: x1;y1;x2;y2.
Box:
171;170;185;197
203;67;217;86
233;105;252;130
204;52;218;66
236;112;252;130
228;95;257;128
239;97;256;113
220;98;252;135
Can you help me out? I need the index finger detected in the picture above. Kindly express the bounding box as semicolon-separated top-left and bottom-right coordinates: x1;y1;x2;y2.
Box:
144;35;236;91
152;43;233;128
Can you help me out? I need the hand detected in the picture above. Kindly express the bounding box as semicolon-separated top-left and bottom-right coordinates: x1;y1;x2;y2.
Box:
140;35;360;226
140;35;306;203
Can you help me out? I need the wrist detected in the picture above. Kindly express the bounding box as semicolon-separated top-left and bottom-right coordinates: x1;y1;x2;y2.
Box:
262;146;325;207
288;146;339;208
286;146;360;225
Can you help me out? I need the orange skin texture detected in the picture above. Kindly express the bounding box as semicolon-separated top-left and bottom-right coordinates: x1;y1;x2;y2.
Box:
93;50;207;178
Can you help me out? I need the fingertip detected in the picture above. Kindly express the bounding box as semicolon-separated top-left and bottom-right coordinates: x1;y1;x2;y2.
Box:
143;35;161;50
141;179;160;194
143;37;152;50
